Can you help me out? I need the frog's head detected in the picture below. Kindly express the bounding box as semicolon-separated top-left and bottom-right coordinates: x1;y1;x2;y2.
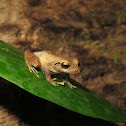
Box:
53;58;80;74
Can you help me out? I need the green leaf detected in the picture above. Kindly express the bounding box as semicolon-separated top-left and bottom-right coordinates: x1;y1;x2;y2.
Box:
0;40;126;123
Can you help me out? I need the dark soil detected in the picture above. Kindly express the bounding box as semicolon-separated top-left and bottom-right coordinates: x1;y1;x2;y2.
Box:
0;0;126;126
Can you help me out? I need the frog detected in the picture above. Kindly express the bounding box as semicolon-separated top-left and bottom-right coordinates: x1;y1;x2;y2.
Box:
24;50;80;89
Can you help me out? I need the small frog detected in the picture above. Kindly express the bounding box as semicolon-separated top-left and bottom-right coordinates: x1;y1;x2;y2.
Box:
25;50;80;89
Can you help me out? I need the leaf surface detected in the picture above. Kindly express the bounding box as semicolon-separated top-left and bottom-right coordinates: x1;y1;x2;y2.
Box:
0;40;126;123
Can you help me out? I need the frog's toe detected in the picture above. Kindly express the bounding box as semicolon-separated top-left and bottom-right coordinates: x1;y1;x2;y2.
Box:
53;78;57;81
70;85;77;89
68;83;77;89
55;81;65;86
51;82;59;86
30;67;40;78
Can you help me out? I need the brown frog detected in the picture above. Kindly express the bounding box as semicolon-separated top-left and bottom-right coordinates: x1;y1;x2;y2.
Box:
25;50;80;89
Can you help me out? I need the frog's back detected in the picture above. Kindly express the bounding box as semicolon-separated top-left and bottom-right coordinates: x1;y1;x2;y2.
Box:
33;51;62;64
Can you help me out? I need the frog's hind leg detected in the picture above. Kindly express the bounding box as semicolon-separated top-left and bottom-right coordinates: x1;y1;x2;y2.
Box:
25;51;40;78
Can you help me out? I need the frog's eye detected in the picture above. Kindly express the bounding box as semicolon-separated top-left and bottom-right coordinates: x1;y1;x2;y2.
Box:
61;62;70;69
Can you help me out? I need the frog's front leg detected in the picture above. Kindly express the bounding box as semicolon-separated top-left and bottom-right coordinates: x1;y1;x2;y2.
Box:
64;80;77;89
25;51;41;78
53;77;76;89
63;75;77;89
44;67;65;86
